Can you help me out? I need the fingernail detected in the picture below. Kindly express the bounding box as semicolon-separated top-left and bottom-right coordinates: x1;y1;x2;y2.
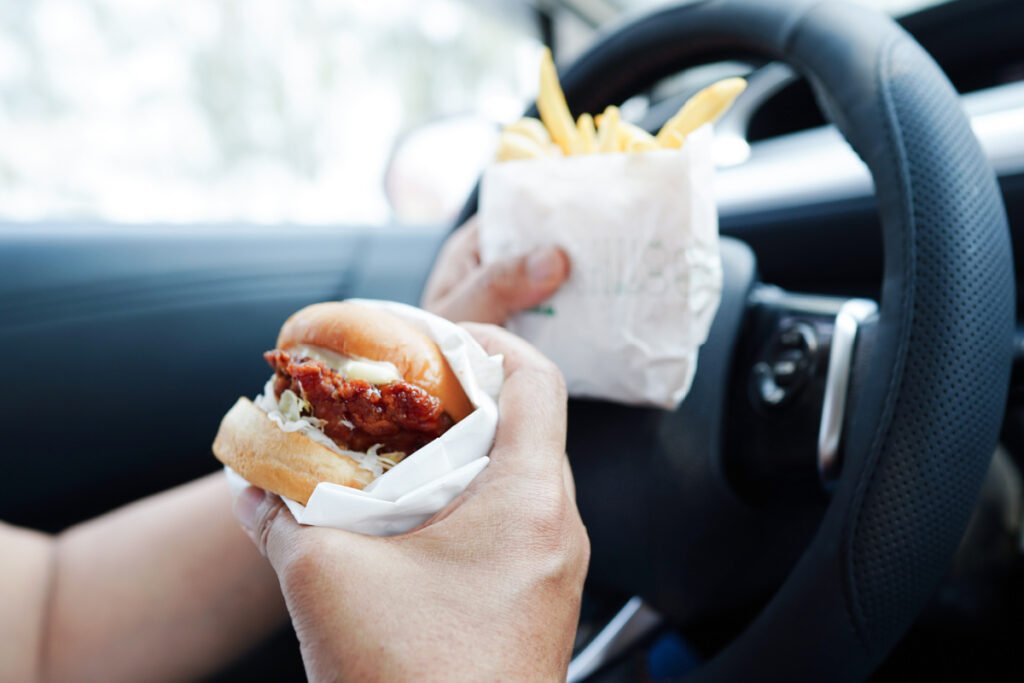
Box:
234;486;265;532
526;247;564;285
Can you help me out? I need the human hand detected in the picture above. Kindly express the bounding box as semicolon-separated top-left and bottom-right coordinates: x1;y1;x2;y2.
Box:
233;324;589;683
422;216;570;325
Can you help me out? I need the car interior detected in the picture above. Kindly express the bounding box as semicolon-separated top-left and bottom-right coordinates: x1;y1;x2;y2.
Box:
2;0;1023;680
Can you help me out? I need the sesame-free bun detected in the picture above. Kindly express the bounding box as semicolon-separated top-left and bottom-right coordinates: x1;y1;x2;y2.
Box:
277;301;474;422
213;397;373;505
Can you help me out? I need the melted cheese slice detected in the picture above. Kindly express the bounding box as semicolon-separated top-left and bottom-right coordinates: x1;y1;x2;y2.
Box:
288;344;402;385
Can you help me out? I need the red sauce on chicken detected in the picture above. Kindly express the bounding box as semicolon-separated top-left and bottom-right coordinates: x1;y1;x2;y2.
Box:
264;349;453;454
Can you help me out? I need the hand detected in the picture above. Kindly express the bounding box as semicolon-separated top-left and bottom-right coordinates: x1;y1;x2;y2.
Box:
422;216;570;324
233;325;589;683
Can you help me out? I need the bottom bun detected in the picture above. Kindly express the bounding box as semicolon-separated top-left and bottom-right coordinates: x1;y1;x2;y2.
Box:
213;397;374;505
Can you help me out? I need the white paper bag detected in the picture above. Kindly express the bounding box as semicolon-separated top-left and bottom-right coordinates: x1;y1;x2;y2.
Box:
478;124;722;409
226;299;504;536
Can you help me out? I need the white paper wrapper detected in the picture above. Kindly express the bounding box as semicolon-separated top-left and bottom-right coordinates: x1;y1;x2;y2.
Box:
226;299;504;536
478;124;722;409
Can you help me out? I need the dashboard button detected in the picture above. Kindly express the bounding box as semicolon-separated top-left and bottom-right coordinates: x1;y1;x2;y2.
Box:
751;321;821;409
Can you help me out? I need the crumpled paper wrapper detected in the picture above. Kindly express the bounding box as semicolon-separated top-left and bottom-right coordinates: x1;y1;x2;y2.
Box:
478;124;722;409
226;299;504;536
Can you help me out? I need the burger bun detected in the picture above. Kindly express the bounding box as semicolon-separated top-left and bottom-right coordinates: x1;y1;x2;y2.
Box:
213;397;373;505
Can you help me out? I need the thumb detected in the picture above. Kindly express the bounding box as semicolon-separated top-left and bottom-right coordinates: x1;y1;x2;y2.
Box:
443;245;569;325
233;486;306;570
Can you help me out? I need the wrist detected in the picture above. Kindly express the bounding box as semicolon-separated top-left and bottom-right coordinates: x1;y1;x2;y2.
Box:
308;645;567;683
288;595;571;683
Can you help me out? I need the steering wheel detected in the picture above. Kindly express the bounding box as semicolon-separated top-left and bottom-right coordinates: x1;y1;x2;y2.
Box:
456;0;1014;680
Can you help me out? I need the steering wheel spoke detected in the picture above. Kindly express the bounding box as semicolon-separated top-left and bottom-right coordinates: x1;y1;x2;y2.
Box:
725;287;878;502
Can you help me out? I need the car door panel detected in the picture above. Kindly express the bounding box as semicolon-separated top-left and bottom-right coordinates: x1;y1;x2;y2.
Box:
0;223;446;530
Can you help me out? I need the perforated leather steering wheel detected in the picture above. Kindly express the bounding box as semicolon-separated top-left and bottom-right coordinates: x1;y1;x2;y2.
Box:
455;0;1015;679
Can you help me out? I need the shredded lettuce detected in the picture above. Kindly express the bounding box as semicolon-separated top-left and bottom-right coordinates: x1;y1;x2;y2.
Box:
277;389;309;423
255;378;404;478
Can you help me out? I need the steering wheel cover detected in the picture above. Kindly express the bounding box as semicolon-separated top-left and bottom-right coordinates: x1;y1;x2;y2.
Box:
457;2;1012;680
550;1;1014;679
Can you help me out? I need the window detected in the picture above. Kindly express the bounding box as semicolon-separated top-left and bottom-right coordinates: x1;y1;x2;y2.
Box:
0;1;539;225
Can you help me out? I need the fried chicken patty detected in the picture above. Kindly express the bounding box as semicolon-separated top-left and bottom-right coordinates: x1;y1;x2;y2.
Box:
265;349;453;454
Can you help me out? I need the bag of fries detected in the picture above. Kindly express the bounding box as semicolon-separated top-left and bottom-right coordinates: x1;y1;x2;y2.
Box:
479;50;744;409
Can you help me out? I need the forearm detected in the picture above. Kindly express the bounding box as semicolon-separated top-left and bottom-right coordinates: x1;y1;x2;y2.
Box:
0;523;52;683
42;473;286;683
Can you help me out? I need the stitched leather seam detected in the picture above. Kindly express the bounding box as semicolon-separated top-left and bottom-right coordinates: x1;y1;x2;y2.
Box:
842;35;918;650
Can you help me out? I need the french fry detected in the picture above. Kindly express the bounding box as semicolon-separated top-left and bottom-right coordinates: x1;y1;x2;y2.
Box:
596;106;620;153
496;132;549;162
629;137;659;153
616;121;658;153
496;55;740;161
504;117;550;147
577;113;597;153
661;130;687;149
537;47;582;155
656;77;747;148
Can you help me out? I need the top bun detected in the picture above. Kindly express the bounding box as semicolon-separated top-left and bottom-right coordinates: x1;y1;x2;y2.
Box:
277;302;474;422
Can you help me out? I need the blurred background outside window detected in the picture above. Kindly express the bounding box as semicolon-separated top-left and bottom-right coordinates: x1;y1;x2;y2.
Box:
0;0;953;227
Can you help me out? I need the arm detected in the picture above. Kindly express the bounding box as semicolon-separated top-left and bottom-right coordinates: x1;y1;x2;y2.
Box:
0;523;50;683
0;473;287;683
